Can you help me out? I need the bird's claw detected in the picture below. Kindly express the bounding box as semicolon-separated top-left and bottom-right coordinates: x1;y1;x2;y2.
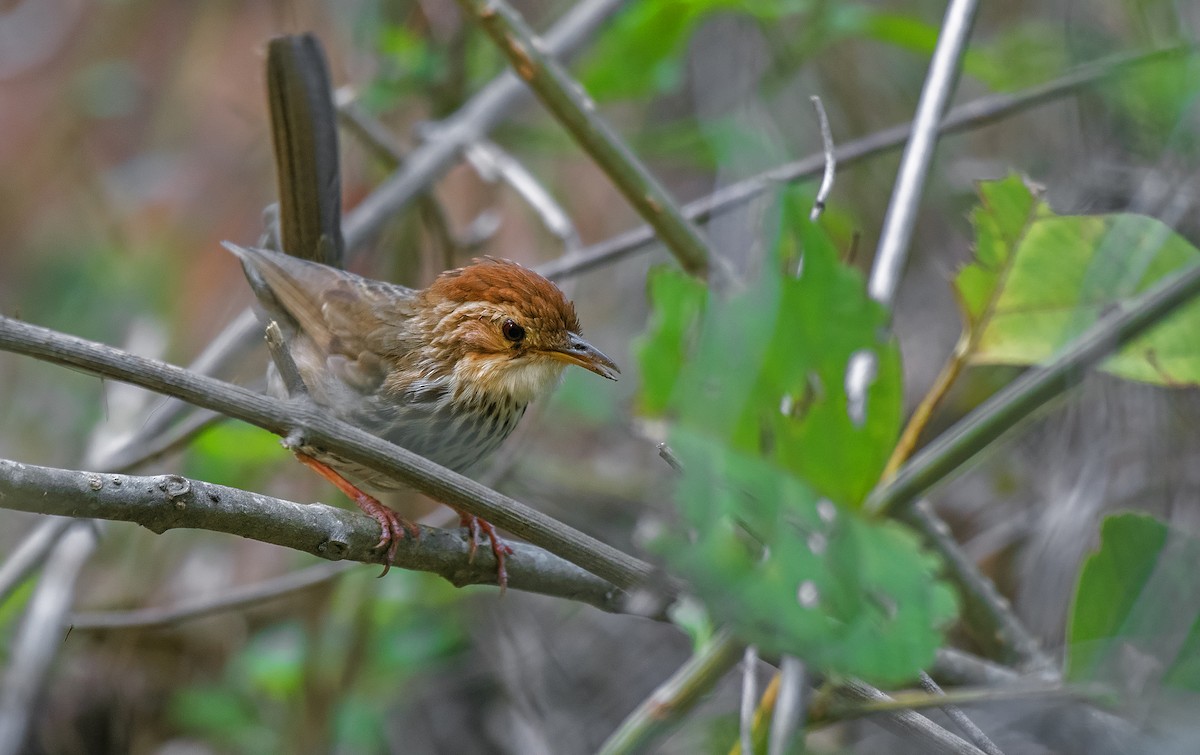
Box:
459;512;513;592
357;493;419;578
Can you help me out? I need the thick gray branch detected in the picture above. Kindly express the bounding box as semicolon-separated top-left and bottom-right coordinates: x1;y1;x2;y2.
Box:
0;458;627;614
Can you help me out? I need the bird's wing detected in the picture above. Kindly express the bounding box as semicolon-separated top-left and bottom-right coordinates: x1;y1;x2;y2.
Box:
224;242;418;396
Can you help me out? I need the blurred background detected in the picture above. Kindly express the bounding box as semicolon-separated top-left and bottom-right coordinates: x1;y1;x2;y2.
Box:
1;0;1199;752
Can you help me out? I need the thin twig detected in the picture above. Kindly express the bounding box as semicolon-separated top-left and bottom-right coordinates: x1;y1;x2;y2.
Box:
808;95;835;222
464;139;582;251
105;407;224;474
596;630;745;755
904;501;1053;670
732;672;780;754
932;648;1020;687
67;561;355;631
870;0;978;304
882;334;970;478
824;680;1091;721
536;44;1194;282
0;315;656;592
739;647;758;755
769;657;808;755
0;459;630;613
919;671;1005;755
820;680;986;755
455;0;716;280
264;321;308;397
103;308;262;464
656;442;683;473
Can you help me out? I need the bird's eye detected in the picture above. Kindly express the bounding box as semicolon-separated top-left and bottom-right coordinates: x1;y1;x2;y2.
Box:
502;319;525;342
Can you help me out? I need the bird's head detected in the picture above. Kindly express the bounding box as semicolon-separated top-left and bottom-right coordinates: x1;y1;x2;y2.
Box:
413;258;619;404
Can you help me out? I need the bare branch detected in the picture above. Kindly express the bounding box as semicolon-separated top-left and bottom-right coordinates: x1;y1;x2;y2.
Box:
825;680;986;755
808;95;835;222
0;458;630;613
919;671;1005;755
870;0;979;306
739;647;759;755
0;518;72;608
264;321;308;397
769;657;808;755
464;139;582;251
68;562;355;631
455;0;717;280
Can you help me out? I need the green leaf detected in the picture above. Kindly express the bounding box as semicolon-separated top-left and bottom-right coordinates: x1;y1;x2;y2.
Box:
660;431;956;683
634;268;707;415
956;174;1200;385
579;0;812;100
640;191;901;506
1067;513;1200;695
637;188;953;682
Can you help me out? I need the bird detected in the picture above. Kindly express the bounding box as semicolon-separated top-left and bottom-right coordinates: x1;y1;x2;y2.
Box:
224;242;619;588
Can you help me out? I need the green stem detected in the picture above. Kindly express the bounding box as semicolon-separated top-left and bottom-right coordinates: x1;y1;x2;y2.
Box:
597;630;745;755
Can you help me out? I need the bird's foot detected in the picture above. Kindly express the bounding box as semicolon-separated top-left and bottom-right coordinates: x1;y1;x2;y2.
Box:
295;453;419;576
458;511;514;593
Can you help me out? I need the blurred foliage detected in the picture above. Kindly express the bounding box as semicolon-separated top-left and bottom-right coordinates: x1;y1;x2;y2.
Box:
1067;513;1200;696
170;569;469;752
361;24;448;113
957;174;1200;385
637;188;955;682
580;0;811;100
1099;53;1200;156
183;421;290;491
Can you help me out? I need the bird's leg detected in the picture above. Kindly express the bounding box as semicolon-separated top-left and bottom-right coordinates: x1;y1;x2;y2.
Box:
457;511;514;593
294;452;419;576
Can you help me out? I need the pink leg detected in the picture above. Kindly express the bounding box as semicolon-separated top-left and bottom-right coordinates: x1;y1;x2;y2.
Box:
296;453;419;576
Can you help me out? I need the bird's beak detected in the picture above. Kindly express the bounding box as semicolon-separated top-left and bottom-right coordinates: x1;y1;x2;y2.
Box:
547;333;620;380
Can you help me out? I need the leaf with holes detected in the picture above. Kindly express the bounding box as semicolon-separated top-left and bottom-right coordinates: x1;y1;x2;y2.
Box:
636;188;952;682
1067;513;1200;695
662;430;956;682
956;174;1200;385
638;188;902;506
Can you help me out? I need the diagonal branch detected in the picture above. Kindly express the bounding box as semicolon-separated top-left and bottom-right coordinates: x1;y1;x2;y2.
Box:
867;261;1200;518
0;458;627;613
456;0;715;280
0;315;657;592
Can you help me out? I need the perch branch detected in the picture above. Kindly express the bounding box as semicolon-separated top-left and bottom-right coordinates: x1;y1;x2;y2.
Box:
0;315;657;592
0;458;628;614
